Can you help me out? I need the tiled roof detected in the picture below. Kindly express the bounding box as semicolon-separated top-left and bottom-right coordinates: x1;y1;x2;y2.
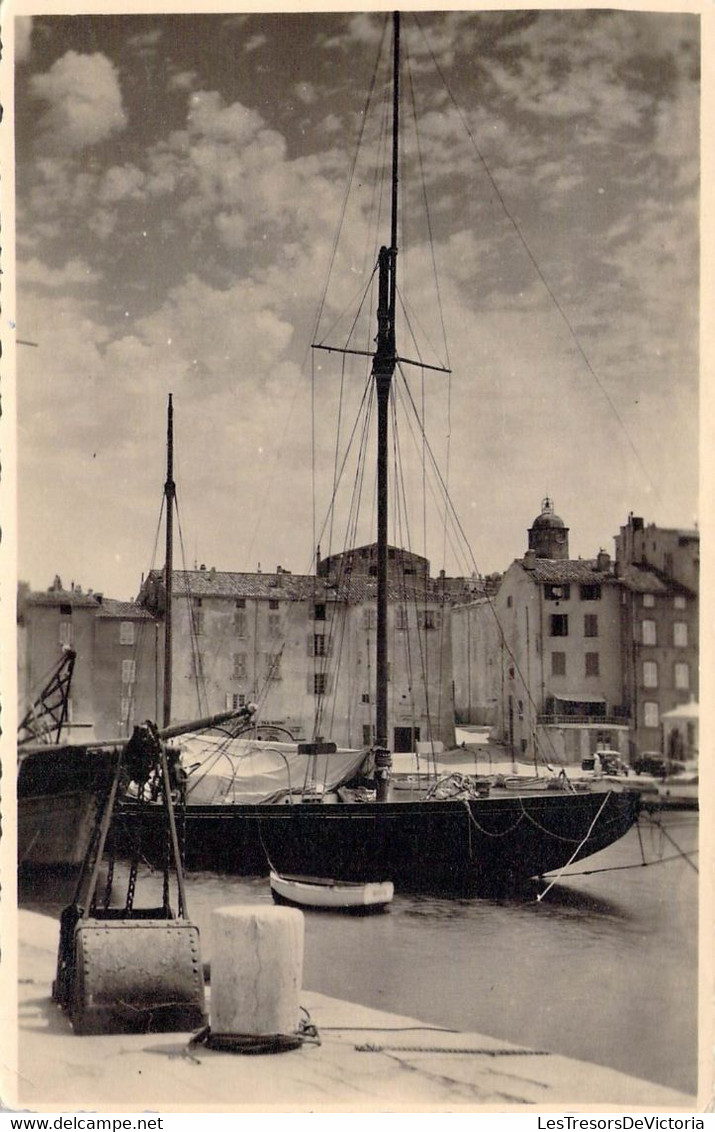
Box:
519;559;616;585
616;564;695;598
95;598;156;620
26;589;101;608
145;569;451;605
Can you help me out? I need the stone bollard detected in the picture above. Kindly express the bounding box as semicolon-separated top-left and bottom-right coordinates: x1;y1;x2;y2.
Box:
210;905;304;1037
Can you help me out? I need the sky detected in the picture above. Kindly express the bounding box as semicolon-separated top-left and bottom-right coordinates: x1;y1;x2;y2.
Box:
8;2;701;600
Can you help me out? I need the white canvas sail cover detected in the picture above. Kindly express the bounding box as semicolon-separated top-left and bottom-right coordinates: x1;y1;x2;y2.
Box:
175;732;368;805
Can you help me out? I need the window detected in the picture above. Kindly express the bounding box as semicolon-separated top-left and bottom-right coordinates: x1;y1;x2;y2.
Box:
642;593;655;608
314;604;326;621
643;661;658;688
585;652;600;677
264;652;281;680
59;620;73;646
194;610;204;635
644;701;659;729
664;552;673;576
506;595;513;608
121;659;136;684
551;652;566;676
395;606;408;630
674;595;686;610
544;584;570;601
232;653;247;680
362;607;377;630
584;614;598;638
550;614;568;637
314;634;327;657
674;662;690;690
193;597;203;608
119;621;135;645
580;584;601;601
120;696;134;724
362;724;373;746
235;598;246;609
361;692;370;703
673;622;688;648
268;613;281;638
234;610;247;637
419;610;436;630
314;672;327;696
642;620;656;646
226;692;246;710
269;599;280;610
60;604;72;616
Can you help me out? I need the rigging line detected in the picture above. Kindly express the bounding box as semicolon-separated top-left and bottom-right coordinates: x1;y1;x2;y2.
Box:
545;850;699;879
390;389;437;761
316;389;375;741
403;40;451;374
309;14;390;349
312;262;380;355
390;397;421;759
393;369;470;575
395;370;564;770
640;813;699;873
310;375;374;570
413;14;660;504
390;392;421;753
175;504;210;719
323;268;379;560
536;791;612;902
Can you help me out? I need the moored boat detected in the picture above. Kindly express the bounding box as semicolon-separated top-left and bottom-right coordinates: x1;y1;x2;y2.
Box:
18;13;643;896
270;871;394;912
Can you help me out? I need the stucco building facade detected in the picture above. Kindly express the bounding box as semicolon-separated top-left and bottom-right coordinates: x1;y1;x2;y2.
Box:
19;580;159;742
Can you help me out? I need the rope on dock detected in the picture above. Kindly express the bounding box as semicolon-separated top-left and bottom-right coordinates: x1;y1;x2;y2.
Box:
355;1043;551;1056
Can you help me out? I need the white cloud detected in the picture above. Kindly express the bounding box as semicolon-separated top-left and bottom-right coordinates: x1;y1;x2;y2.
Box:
99;163;147;204
15;17;33;63
294;82;317;106
168;69;198;93
30;51;127;154
244;33;267;55
19;256;102;289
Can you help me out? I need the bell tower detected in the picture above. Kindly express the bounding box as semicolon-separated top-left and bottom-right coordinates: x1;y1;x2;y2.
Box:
527;497;569;560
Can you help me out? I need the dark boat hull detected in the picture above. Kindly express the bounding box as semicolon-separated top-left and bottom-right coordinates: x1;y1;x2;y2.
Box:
119;788;640;894
17;745;117;870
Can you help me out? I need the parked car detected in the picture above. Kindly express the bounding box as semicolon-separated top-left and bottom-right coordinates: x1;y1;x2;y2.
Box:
631;751;666;777
601;754;630;777
580;750;629;776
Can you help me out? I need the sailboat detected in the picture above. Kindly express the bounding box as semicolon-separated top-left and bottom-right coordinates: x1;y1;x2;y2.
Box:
117;11;641;895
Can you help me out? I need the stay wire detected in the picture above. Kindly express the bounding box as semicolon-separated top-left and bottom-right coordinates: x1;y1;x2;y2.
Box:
413;13;660;505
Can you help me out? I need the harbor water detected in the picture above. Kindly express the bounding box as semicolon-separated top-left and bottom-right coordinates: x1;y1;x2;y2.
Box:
20;809;698;1097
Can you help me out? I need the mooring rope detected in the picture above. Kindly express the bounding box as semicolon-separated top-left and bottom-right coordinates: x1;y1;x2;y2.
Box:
536;791;611;902
188;1007;320;1056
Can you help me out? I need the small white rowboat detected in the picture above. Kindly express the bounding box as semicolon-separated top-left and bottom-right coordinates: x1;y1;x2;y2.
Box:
269;871;394;912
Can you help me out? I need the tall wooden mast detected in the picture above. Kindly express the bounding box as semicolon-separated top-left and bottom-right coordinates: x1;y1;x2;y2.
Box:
373;11;400;798
162;394;175;729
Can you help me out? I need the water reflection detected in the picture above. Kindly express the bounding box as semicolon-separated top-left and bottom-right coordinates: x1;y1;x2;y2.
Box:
18;813;698;1096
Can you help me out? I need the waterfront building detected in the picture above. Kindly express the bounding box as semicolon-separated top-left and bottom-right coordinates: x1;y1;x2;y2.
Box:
450;598;501;727
139;546;455;751
18;579;159;741
488;499;629;766
614;514;699;758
